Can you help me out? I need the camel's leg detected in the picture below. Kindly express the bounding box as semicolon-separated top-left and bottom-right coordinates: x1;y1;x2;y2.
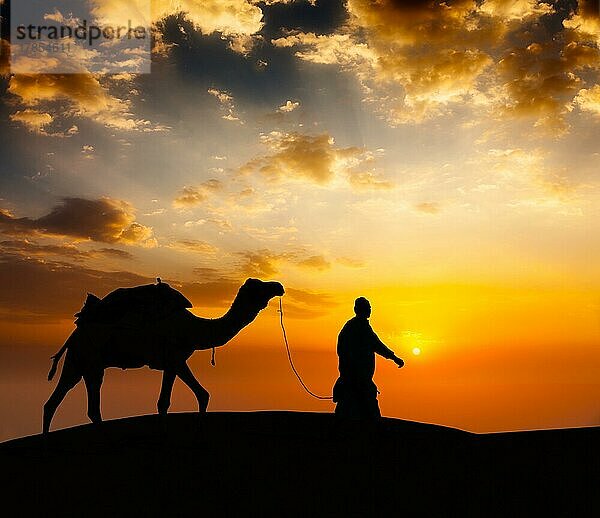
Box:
176;363;209;413
157;369;176;416
83;370;104;425
43;364;82;433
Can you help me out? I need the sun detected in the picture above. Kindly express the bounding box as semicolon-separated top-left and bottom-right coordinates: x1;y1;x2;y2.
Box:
412;347;421;356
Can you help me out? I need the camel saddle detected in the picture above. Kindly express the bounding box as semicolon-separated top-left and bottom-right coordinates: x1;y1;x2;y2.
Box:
74;279;192;328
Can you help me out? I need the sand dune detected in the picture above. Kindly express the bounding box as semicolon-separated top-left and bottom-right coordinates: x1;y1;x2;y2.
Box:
1;411;597;516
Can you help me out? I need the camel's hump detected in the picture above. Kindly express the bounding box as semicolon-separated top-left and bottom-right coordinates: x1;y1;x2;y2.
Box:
75;281;192;326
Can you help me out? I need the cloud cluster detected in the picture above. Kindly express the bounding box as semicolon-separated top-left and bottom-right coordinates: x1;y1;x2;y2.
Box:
495;38;599;132
272;0;498;123
174;179;224;208
238;248;334;277
575;85;600;115
7;73;166;133
9;109;54;135
239;131;392;188
238;249;290;277
0;198;155;246
0;254;150;322
157;0;263;37
563;0;600;43
271;0;600;131
90;0;264;37
278;100;300;113
208;88;242;122
0;239;134;262
0;251;335;322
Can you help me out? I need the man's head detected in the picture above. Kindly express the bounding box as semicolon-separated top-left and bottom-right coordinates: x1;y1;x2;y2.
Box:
354;297;371;319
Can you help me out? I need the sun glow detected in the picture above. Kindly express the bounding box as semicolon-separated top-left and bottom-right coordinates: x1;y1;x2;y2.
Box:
412;347;421;356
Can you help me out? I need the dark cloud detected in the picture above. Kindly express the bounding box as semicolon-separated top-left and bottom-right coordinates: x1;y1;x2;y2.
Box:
0;255;150;323
0;249;335;323
0;253;236;322
259;0;349;38
0;198;155;245
154;13;287;103
149;9;346;114
0;240;134;261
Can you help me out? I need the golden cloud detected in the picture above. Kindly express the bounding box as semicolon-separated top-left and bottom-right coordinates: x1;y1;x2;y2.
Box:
92;0;263;37
479;0;553;22
495;38;599;131
239;131;388;188
237;248;335;277
240;132;343;184
273;0;594;129
239;249;286;277
297;255;331;271
155;0;263;36
347;171;394;190
0;198;155;246
563;0;600;43
208;88;241;122
272;1;498;123
575;84;600;115
7;74;156;131
173;179;224;208
278;100;300;113
9;109;54;135
272;32;375;65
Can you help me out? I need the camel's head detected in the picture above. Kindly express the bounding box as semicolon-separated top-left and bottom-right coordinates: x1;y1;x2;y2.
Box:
238;278;285;311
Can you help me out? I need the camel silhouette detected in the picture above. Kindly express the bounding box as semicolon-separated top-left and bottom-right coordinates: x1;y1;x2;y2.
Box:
43;278;284;433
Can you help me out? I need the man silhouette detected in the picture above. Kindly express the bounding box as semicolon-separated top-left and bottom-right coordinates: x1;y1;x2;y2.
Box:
333;297;404;418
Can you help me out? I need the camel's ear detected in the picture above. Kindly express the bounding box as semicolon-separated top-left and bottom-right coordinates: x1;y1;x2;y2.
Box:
244;278;260;286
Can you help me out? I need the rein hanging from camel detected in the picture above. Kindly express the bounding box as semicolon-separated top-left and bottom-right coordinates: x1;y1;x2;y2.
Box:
278;297;333;401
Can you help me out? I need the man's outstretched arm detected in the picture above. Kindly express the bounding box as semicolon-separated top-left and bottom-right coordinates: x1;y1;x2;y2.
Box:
370;329;404;367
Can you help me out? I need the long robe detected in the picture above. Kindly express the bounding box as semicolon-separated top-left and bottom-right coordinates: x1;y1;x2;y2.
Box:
332;316;395;418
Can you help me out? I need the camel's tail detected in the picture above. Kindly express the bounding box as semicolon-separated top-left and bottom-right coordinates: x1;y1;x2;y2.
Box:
48;341;70;381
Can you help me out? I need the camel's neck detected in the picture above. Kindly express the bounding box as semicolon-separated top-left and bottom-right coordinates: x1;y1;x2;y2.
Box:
189;296;262;350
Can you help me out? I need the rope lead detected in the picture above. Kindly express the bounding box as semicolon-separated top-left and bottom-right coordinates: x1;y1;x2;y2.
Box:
278;297;333;401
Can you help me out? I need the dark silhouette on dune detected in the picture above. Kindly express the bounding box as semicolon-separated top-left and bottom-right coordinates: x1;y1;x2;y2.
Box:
333;297;404;418
1;412;597;516
43;278;284;433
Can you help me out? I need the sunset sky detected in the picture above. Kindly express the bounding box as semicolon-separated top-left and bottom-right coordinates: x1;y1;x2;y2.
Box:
1;0;599;440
